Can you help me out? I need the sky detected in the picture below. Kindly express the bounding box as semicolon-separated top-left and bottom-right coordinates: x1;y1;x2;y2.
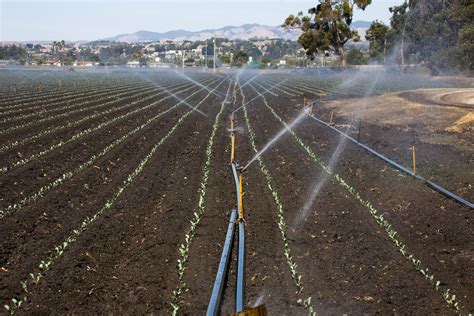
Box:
1;0;403;41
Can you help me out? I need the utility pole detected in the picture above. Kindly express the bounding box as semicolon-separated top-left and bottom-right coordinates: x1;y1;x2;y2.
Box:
182;49;185;70
213;38;216;72
205;39;208;70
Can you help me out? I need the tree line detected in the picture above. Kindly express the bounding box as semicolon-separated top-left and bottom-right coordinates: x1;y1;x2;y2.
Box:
284;0;473;74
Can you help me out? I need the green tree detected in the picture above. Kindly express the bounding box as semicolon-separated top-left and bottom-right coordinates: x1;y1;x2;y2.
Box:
231;50;249;67
389;1;409;66
220;55;231;64
456;24;474;71
132;51;142;61
261;55;271;65
0;45;27;60
346;47;368;65
365;20;389;63
283;0;372;65
389;0;473;73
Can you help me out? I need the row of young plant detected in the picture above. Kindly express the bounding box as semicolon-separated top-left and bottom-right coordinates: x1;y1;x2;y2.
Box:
259;76;325;98
252;81;279;97
0;79;219;219
264;76;362;98
0;79;209;154
290;77;370;97
0;89;179;174
0;76;216;136
0;80;165;125
0;80;146;115
266;79;322;97
0;76;144;106
0;80;150;117
0;85;157;136
257;91;461;313
170;80;230;315
0;81;113;107
239;84;316;316
262;77;327;99
256;79;301;97
2;79;222;314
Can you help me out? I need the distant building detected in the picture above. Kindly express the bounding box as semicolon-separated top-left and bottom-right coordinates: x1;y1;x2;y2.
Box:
73;61;95;67
126;60;140;68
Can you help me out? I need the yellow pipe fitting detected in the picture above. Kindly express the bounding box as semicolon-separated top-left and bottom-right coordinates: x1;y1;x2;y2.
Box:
412;145;417;176
238;174;244;220
231;134;235;162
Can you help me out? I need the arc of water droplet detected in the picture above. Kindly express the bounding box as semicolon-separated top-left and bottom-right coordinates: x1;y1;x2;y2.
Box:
175;70;225;98
243;107;309;171
132;71;209;117
233;78;289;113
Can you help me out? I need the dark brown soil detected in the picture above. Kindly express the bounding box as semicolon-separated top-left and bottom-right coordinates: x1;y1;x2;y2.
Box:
0;71;471;315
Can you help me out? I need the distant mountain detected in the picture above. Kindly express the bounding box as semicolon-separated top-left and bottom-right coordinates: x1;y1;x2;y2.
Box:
101;21;372;43
351;20;372;41
352;20;372;28
102;24;302;43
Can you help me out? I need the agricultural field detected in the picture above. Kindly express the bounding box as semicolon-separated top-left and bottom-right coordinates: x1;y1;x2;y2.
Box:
0;68;472;315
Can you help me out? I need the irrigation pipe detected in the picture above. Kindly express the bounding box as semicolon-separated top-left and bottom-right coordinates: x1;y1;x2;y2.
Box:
230;111;246;312
238;81;316;315
236;220;245;312
235;173;246;312
205;84;251;314
308;114;474;209
206;210;237;316
170;79;231;315
253;87;462;312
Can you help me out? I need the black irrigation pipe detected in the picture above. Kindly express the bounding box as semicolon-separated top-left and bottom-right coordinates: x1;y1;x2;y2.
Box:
308;113;474;209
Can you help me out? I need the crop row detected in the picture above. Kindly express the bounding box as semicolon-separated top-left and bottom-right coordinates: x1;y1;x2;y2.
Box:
265;76;363;98
257;80;303;98
0;77;220;219
0;78;149;113
0;81;154;119
0;79;215;174
239;82;316;315
2;77;224;314
252;82;461;313
0;78;213;154
0;80;169;124
0;79;192;136
170;80;230;315
0;74;144;104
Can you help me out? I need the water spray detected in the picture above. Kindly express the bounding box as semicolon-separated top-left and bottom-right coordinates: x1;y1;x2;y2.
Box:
242;104;310;172
232;78;289;114
207;100;267;314
308;107;474;209
132;71;209;117
175;70;225;98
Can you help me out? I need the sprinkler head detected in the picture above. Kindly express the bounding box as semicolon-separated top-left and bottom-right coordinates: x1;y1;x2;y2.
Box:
239;165;248;173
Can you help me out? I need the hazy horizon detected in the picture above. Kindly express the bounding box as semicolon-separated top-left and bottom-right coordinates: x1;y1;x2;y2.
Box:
1;0;402;42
